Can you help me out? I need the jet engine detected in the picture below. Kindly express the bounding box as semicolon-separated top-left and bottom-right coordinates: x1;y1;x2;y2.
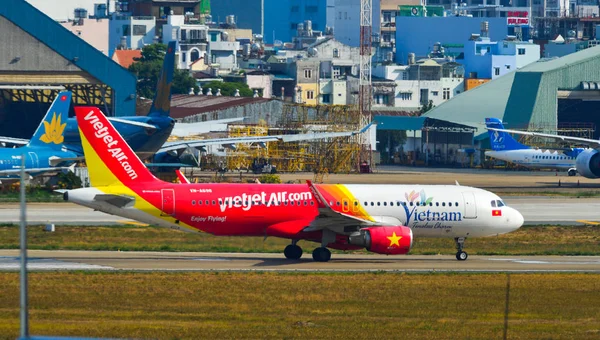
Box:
348;226;413;255
576;149;600;179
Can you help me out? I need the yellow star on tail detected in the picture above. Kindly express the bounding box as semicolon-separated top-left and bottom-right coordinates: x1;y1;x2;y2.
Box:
387;232;402;247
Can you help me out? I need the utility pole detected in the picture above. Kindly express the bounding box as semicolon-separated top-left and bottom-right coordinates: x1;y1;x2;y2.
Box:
359;0;373;170
20;154;29;338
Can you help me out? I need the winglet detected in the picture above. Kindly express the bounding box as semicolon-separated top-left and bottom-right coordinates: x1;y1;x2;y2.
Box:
28;91;71;150
455;180;460;186
306;180;329;209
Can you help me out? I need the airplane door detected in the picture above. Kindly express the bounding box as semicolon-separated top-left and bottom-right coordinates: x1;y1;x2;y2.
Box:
342;198;350;213
28;152;39;168
161;189;175;215
462;192;477;219
524;155;530;164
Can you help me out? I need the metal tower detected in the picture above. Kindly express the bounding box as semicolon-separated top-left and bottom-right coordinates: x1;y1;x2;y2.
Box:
359;0;373;167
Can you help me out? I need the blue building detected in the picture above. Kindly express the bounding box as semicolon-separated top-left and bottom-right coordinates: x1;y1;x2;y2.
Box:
211;0;328;44
395;17;510;64
463;36;540;79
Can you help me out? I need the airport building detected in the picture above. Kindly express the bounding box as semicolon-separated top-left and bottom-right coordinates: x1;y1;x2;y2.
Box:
0;0;137;139
423;45;600;142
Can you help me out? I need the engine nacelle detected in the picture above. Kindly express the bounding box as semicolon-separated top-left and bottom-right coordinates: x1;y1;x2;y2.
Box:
348;226;413;255
576;149;600;179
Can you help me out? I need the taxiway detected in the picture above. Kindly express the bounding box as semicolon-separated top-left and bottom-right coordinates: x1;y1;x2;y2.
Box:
1;250;599;273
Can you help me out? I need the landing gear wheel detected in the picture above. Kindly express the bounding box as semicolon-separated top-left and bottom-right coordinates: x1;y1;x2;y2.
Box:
454;237;468;261
456;251;468;261
312;247;331;262
284;244;303;260
568;169;577;177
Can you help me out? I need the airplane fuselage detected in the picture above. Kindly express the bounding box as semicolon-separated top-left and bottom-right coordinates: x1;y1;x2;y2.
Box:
486;149;577;171
0;147;77;176
66;183;523;240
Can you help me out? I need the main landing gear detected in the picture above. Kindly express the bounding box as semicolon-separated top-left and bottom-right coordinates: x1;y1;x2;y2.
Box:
455;237;468;261
284;240;302;260
312;247;331;262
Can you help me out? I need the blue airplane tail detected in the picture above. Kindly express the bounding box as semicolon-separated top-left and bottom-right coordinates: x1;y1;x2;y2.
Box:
149;41;176;118
485;117;530;151
28;91;71;150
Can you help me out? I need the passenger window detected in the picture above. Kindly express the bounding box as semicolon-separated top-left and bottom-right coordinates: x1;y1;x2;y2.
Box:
198;200;202;205
448;202;452;207
436;202;439;207
491;200;496;207
442;202;446;207
212;200;216;205
192;200;196;205
205;200;209;205
455;202;459;206
310;201;314;206
410;202;414;206
304;201;307;206
383;202;387;206
390;202;393;206
396;202;401;206
429;202;433;206
354;201;358;206
371;202;374;206
284;201;288;206
336;202;340;206
377;202;381;206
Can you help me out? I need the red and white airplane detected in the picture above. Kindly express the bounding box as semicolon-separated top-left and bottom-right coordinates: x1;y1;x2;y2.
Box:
62;107;524;262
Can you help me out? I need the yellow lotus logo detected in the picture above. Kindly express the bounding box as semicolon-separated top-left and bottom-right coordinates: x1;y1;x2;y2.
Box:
39;112;66;144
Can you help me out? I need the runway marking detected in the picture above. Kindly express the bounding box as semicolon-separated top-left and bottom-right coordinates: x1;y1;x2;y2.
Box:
0;257;113;271
487;258;600;265
576;220;600;225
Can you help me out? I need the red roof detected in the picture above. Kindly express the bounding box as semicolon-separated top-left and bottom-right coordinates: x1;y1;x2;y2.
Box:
112;50;142;69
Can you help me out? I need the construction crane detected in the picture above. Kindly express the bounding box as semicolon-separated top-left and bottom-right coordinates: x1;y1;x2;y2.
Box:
359;0;373;172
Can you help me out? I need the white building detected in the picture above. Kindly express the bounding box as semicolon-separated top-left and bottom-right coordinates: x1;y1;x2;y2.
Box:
108;13;156;57
162;14;209;69
373;60;465;110
463;35;540;80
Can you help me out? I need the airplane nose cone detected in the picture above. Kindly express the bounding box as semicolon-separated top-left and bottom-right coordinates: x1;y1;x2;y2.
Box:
508;208;524;232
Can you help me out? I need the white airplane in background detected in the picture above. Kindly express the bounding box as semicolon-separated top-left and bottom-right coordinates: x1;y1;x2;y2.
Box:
61;106;524;262
485;118;583;176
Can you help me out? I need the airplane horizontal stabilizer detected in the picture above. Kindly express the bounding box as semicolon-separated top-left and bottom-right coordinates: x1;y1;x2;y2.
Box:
94;194;135;208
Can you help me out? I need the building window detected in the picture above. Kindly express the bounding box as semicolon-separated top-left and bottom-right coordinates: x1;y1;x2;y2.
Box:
159;6;171;18
122;25;131;35
306;90;315;100
399;93;412;100
304;69;312;78
402;72;408;80
494;67;500;76
443;88;450;100
184;7;194;14
506;65;511;69
182;52;186;62
333;67;341;79
374;94;389;105
133;25;146;36
322;94;331;104
432;91;439;96
333;48;340;58
191;50;200;62
383;11;392;23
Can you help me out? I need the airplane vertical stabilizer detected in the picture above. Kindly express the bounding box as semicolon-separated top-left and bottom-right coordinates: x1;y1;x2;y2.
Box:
27;91;71;151
75;106;158;187
485;118;530;151
148;41;176;118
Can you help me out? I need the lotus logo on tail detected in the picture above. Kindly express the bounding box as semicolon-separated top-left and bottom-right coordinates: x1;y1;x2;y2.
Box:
40;113;66;144
493;131;504;144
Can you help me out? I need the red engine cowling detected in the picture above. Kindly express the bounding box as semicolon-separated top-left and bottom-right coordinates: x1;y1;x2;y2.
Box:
348;226;413;255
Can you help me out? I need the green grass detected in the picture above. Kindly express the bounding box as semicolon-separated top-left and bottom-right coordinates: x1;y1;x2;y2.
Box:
1;224;600;255
0;272;599;339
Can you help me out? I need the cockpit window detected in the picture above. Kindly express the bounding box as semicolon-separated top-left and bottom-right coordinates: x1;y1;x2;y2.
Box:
497;200;505;207
491;200;496;207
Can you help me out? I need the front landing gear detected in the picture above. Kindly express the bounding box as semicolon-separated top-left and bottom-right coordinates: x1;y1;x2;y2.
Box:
312;247;331;262
455;237;468;261
284;241;302;260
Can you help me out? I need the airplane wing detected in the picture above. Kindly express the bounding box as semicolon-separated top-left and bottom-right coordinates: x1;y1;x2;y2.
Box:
159;123;375;154
109;118;158;131
171;118;246;137
49;157;84;166
487;127;600;149
0;137;29;146
0;167;72;175
94;194;135;208
303;180;381;233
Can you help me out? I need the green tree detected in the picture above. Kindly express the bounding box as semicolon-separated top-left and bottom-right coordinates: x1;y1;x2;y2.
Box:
128;43;198;99
420;100;434;114
202;81;254;97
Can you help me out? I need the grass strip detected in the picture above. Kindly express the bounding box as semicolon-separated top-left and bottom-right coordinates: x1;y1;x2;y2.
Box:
0;224;599;255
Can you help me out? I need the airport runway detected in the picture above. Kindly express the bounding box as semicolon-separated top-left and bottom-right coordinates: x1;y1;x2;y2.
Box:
1;197;599;225
0;250;599;273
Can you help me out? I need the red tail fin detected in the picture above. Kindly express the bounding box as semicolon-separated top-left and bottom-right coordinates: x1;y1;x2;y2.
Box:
75;106;157;187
